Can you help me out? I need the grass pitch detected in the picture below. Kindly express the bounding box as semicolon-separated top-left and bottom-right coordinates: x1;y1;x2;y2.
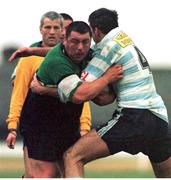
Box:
0;156;155;178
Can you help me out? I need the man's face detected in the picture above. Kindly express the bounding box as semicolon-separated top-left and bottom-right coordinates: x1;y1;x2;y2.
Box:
40;17;62;47
60;19;73;42
64;31;91;64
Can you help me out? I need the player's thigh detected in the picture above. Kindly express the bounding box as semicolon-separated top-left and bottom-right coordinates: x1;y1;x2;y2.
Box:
150;156;171;178
65;129;110;164
23;146;33;177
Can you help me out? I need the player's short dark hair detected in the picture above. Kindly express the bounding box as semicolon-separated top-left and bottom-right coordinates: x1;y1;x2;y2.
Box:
88;8;119;34
66;21;92;38
60;13;73;21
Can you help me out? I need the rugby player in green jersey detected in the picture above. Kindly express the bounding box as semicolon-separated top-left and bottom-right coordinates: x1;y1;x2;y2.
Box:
16;21;94;178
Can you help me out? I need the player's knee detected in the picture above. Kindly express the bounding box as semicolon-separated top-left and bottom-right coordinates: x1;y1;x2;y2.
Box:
63;147;77;163
63;148;73;160
30;164;57;178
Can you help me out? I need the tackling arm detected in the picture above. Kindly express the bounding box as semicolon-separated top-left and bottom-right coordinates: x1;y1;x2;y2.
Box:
71;64;122;104
30;75;57;96
9;47;51;62
31;65;123;105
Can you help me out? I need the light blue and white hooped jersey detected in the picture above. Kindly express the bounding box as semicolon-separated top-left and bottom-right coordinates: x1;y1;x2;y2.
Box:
81;27;168;122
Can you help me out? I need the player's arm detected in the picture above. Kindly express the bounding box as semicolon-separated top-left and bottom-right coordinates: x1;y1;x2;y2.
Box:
30;75;115;105
71;64;122;104
30;75;57;96
56;64;122;104
31;64;122;105
6;59;31;149
9;47;51;62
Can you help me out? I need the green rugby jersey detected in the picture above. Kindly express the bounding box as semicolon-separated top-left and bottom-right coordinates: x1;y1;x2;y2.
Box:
30;41;43;47
37;43;90;88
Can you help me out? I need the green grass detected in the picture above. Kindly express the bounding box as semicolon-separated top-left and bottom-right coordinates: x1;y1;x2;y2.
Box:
0;157;155;178
0;171;24;178
0;170;154;178
85;170;154;178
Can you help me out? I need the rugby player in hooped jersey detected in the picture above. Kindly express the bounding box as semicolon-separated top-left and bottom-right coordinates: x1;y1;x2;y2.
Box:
60;8;171;178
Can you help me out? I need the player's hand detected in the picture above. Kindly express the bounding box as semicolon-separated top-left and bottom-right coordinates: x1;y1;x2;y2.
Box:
6;131;17;149
30;75;43;94
31;75;57;97
103;64;123;83
8;47;32;62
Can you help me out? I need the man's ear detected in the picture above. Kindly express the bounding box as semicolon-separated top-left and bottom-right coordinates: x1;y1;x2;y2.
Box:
94;27;103;39
94;27;99;36
40;26;43;35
